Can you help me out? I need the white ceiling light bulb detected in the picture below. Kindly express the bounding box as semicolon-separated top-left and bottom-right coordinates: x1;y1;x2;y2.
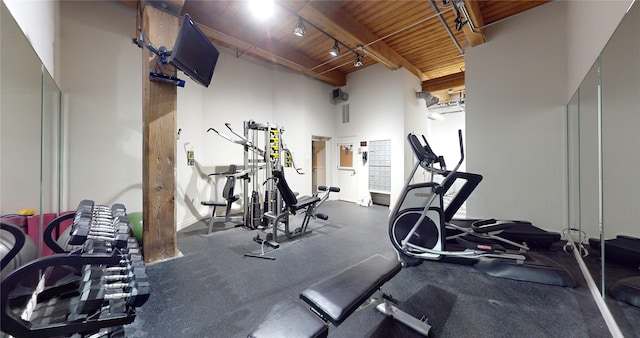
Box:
294;19;306;37
249;0;274;20
329;40;340;57
354;55;363;67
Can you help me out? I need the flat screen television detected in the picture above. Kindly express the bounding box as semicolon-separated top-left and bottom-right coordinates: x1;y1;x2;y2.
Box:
169;13;219;88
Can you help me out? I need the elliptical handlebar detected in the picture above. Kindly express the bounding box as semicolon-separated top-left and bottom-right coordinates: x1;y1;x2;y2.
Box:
420;135;438;161
409;129;465;180
439;129;465;183
457;129;464;167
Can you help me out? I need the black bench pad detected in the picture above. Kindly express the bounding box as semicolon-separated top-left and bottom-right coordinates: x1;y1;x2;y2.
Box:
248;299;328;338
299;254;401;326
200;200;226;207
293;196;321;210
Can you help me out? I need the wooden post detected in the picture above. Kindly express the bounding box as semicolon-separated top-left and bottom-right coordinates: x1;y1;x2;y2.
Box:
140;1;183;263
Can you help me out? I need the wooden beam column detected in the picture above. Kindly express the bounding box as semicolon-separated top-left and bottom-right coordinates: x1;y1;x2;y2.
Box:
422;71;465;93
461;0;486;47
141;1;183;263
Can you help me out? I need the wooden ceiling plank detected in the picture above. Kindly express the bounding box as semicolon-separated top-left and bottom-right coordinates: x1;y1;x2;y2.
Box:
421;71;465;93
461;0;486;47
299;1;429;81
181;2;346;86
195;22;346;86
121;1;549;88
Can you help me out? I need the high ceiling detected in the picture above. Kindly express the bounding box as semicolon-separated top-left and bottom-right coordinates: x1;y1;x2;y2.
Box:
128;0;549;100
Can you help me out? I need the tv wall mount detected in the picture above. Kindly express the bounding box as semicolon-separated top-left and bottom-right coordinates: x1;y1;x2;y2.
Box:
146;44;185;87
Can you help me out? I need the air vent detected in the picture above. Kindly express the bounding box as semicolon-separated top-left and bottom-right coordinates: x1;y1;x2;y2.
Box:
416;91;439;108
342;104;350;123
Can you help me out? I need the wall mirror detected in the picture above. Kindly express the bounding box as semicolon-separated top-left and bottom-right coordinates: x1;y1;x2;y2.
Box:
1;2;62;257
566;2;639;334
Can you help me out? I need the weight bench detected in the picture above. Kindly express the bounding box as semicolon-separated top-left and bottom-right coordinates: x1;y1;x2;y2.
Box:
201;165;243;234
257;170;323;248
248;255;431;337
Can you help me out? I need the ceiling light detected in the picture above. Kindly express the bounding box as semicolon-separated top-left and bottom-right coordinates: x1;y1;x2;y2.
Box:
329;40;340;57
354;55;363;67
293;19;306;37
428;112;446;121
249;0;274;20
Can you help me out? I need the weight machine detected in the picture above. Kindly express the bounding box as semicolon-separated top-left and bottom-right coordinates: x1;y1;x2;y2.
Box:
207;120;303;230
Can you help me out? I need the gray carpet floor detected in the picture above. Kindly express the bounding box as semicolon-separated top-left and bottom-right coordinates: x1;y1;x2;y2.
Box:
125;201;639;337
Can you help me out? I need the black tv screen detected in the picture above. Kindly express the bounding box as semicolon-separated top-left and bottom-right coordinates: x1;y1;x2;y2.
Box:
169;14;219;88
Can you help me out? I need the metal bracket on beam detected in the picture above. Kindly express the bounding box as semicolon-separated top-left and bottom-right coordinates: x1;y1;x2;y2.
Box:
144;0;183;16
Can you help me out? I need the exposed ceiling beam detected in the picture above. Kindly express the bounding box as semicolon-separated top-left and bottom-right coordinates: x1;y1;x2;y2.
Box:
195;22;347;86
293;1;429;81
461;0;486;47
422;71;465;93
124;0;346;86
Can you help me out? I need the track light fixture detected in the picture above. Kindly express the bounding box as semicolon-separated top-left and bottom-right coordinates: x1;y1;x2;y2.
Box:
329;40;340;57
293;18;306;37
354;55;363;67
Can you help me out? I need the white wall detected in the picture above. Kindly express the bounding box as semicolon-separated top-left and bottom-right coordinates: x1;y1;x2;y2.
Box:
272;66;337;194
465;2;569;230
565;0;632;102
464;0;630;232
600;1;640;238
3;0;58;80
403;70;430;181
60;1;143;213
338;64;420;207
1;2;43;214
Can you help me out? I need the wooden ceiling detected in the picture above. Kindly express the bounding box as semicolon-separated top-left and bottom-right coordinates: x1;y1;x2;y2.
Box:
129;0;549;100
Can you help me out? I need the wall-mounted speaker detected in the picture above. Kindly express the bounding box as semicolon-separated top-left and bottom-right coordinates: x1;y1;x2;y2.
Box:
332;88;349;103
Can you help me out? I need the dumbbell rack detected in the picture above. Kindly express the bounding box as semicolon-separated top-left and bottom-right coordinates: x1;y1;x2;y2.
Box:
0;200;149;338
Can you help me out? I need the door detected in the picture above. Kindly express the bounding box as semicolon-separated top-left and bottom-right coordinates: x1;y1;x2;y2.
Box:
337;136;357;202
312;139;327;194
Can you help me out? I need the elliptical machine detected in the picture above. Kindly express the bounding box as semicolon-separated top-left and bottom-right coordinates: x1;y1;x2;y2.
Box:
389;130;575;287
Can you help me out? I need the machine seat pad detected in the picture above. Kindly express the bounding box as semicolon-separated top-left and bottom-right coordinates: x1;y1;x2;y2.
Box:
201;201;226;207
318;186;341;193
292;196;321;211
300;254;401;326
248;299;328;338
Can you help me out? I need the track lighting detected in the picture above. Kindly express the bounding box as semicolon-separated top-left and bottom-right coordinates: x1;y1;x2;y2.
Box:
354;55;363;67
329;40;340;57
293;18;306;37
